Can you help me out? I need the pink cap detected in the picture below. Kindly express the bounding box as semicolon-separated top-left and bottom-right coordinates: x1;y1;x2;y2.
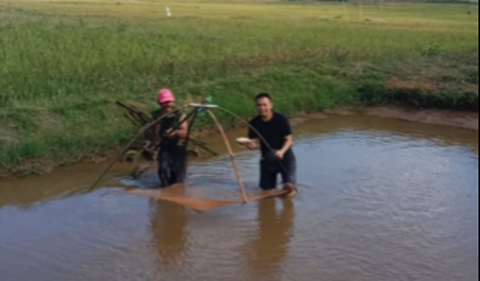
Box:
158;89;175;104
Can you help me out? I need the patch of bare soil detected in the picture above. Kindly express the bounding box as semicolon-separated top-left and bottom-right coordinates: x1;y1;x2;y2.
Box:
387;77;443;91
387;77;479;94
304;113;329;119
289;113;328;126
324;109;356;116
365;106;479;131
463;83;479;93
6;160;57;177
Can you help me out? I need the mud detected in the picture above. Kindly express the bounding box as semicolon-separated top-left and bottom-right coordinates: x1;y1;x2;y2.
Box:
387;77;444;91
366;106;479;131
387;77;479;93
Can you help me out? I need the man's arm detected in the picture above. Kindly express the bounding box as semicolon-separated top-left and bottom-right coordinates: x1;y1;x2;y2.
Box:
246;122;260;150
246;138;260;150
276;135;293;159
275;115;293;159
169;114;189;139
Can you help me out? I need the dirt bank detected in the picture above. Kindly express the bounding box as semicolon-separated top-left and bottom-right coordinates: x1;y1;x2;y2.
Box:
291;107;478;131
364;107;479;131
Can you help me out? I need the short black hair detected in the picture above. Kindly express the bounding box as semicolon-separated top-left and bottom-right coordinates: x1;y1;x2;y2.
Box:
255;93;272;102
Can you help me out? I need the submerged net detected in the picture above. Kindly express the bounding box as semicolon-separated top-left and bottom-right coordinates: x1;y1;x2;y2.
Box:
125;184;289;212
116;106;294;211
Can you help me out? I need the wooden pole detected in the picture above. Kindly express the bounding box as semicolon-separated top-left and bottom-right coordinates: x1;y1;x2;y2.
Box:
207;110;249;204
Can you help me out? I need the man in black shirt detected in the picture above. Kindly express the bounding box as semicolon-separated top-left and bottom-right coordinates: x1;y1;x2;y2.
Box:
243;93;297;197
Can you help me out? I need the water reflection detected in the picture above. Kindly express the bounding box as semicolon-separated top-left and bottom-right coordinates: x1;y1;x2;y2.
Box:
150;197;188;268
245;198;295;280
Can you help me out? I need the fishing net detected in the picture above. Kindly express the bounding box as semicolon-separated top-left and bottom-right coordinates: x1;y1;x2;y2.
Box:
102;104;293;211
125;184;289;212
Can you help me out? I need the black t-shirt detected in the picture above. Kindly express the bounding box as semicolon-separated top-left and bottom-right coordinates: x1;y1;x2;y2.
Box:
248;112;295;163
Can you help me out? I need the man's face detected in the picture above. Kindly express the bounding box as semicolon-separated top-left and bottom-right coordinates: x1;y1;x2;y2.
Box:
160;101;175;113
256;97;273;117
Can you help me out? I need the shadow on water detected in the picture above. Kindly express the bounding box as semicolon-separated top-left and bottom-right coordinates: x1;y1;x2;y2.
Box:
243;198;295;280
150;198;189;268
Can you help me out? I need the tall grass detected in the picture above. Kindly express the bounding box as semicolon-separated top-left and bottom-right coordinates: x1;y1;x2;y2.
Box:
0;2;478;175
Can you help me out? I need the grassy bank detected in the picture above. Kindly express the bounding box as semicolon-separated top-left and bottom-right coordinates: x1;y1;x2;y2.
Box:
0;1;478;176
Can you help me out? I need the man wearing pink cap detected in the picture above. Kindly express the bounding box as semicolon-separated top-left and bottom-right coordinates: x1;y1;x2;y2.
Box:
151;89;189;188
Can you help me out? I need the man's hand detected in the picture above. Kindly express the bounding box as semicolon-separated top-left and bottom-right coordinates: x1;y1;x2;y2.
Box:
164;114;189;139
166;128;178;138
245;139;258;150
275;150;285;160
276;135;293;160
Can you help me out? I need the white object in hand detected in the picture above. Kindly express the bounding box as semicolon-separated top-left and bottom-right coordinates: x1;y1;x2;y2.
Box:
236;137;254;146
189;103;219;108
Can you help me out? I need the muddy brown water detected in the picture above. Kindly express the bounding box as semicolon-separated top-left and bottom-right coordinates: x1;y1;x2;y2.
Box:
0;115;478;281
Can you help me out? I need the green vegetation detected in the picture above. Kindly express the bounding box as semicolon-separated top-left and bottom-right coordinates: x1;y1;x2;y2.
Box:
0;1;478;176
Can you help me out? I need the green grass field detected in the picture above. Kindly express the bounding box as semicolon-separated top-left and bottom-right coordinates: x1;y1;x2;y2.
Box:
0;1;478;176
